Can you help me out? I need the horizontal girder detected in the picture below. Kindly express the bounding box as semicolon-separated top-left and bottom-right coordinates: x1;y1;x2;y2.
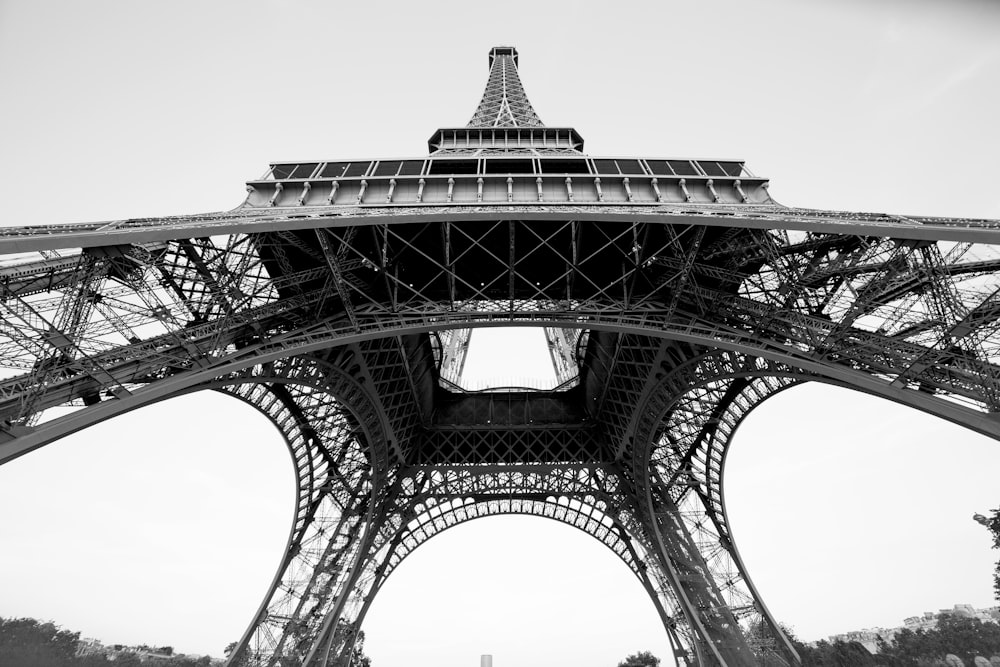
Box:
4;205;1000;254
3;202;1000;667
7;218;1000;459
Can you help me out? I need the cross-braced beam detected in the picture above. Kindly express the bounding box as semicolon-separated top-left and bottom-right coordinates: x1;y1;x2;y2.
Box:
3;45;1000;667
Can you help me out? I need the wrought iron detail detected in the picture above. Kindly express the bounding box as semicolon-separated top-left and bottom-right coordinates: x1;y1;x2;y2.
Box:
0;46;997;667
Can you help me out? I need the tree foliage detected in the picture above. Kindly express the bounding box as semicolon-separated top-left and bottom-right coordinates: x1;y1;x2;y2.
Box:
780;624;874;666
617;649;660;667
349;629;372;667
144;655;212;667
794;639;876;666
0;616;218;666
985;508;1000;602
876;616;1000;667
326;623;372;667
0;617;81;667
224;625;374;667
778;615;1000;667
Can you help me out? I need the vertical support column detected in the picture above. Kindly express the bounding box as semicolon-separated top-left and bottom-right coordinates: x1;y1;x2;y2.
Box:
633;361;803;667
227;461;376;667
222;355;393;667
644;481;751;666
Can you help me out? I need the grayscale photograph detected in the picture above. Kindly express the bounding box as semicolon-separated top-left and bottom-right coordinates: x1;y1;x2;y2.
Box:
0;1;999;666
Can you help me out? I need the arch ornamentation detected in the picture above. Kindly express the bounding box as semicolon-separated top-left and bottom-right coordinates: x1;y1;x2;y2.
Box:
3;217;1000;667
4;42;1000;667
7;308;1000;468
338;489;691;662
210;338;1000;667
190;351;394;667
216;346;814;667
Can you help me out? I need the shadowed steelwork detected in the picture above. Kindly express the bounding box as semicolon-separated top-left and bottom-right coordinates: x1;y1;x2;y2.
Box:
1;46;999;666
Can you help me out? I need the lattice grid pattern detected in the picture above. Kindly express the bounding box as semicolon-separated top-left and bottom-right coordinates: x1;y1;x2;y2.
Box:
2;47;1000;667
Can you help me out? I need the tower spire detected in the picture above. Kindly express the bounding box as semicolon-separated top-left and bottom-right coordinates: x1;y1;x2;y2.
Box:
467;47;544;128
428;45;582;154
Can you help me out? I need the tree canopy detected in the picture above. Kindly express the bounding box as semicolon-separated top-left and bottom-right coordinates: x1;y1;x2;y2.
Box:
793;639;876;666
984;508;1000;602
617;649;661;667
876;616;1000;666
0;616;215;667
0;617;81;667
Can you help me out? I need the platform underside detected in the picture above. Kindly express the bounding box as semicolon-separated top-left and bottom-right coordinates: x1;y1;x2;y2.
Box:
3;203;1000;667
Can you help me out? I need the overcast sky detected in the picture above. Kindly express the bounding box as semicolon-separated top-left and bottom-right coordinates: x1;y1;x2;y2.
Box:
1;1;1000;666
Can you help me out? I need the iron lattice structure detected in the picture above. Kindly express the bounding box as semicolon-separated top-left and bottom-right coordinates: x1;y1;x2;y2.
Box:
2;46;1000;666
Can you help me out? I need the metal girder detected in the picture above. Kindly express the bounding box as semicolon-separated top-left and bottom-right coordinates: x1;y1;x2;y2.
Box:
630;351;812;665
215;353;393;667
6;206;1000;254
5;45;1000;667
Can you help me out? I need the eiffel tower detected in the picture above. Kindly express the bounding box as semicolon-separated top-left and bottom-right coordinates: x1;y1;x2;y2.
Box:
2;45;999;666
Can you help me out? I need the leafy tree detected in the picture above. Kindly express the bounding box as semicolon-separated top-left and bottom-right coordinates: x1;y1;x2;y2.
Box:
225;639;250;666
0;617;81;667
76;655;112;667
796;640;875;666
350;629;372;667
110;655;143;667
617;650;660;667
878;616;1000;667
746;618;805;665
0;614;228;666
328;623;373;667
778;622;875;666
145;656;211;667
980;509;1000;601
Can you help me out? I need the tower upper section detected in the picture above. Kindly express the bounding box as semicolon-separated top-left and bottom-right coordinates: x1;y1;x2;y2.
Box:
428;46;585;155
466;47;544;128
245;46;771;208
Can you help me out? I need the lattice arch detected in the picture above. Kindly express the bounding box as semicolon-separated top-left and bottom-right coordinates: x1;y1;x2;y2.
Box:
323;480;695;665
185;354;393;667
4;42;1000;667
211;350;806;667
626;344;1000;666
602;353;800;666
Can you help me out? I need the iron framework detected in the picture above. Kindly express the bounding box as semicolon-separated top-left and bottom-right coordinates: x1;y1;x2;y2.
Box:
2;46;1000;666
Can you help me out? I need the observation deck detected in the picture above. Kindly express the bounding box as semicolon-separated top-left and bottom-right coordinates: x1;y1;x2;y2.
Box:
244;156;771;209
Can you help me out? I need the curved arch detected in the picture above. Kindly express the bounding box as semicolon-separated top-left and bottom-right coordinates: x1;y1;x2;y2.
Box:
625;337;1000;664
630;351;815;665
96;355;390;580
9;313;1000;471
165;354;394;667
719;382;1000;649
376;500;646;593
0;390;295;662
5;308;999;666
4;302;1000;666
382;486;644;581
623;339;1000;663
332;473;692;666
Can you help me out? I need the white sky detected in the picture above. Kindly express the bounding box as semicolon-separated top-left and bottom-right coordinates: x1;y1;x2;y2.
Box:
0;1;999;666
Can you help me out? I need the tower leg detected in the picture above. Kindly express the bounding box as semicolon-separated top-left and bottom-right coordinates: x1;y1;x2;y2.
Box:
219;355;393;667
644;476;759;666
630;353;805;666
